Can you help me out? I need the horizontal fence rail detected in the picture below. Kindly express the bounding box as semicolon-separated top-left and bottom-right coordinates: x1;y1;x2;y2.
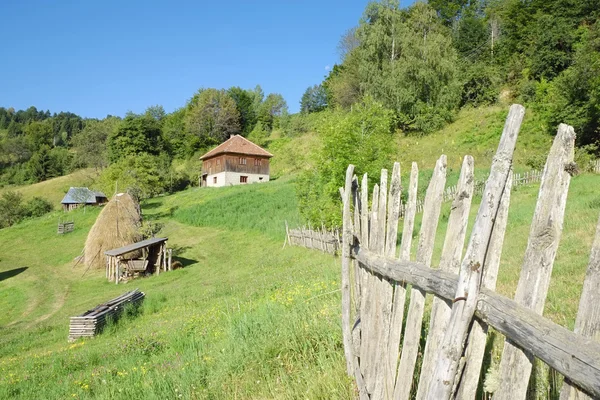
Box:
339;105;600;400
284;221;340;255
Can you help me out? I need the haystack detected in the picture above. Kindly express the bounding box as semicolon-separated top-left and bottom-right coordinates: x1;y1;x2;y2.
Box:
84;193;143;269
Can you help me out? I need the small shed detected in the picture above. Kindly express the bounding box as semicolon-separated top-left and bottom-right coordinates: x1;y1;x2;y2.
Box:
61;187;108;211
104;237;172;284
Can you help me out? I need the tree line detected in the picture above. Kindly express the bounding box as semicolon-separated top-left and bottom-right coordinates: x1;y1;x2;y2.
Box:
296;0;600;226
0;85;288;198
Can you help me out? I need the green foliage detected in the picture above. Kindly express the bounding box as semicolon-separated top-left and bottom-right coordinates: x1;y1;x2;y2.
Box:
26;146;72;183
257;93;288;131
227;86;258;135
0;191;25;228
544;22;600;146
22;197;53;218
107;115;164;163
460;62;501;107
296;97;395;227
184;88;241;147
71;117;119;169
0;191;52;228
99;153;190;199
353;2;461;132
300;84;327;113
247;121;269;147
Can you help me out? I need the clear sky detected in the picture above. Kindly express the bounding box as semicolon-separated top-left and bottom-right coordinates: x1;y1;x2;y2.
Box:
0;0;412;118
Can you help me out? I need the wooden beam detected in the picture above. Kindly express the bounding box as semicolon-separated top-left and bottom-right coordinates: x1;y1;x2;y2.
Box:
351;247;600;399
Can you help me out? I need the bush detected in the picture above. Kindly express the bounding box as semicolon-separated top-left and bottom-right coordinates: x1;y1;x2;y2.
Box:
23;197;53;218
296;97;395;227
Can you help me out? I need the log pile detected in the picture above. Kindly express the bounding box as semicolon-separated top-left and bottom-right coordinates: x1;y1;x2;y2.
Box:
68;289;145;341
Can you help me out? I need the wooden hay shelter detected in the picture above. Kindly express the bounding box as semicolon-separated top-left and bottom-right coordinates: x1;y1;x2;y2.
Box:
105;237;172;284
68;289;145;341
339;104;600;399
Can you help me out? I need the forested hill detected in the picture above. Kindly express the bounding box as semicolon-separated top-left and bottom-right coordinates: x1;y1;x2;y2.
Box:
2;0;599;228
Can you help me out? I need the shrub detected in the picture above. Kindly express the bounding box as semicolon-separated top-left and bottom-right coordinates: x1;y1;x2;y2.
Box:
23;197;53;218
296;97;395;227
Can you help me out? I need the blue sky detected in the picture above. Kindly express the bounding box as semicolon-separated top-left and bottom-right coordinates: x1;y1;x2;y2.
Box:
1;0;414;118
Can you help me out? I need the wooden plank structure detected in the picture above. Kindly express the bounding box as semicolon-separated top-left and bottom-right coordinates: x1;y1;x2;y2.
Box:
57;221;74;234
68;289;145;341
285;222;340;255
340;105;600;399
104;237;171;284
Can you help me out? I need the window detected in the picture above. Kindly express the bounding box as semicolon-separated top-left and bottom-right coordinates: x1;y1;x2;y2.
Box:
239;157;247;165
240;176;248;183
213;177;217;184
216;159;220;165
254;159;262;166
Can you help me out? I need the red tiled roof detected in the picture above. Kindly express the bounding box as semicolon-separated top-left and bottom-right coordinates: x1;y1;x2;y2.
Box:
199;135;273;160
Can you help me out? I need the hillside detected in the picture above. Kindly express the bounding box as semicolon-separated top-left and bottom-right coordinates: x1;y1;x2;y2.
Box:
1;160;599;398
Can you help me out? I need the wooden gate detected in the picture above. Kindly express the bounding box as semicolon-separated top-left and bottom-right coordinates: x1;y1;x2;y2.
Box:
340;104;600;399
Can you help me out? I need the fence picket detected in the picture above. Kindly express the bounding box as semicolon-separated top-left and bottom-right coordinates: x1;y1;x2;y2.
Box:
455;171;513;399
495;123;576;400
387;162;418;392
428;103;525;399
560;213;600;400
361;183;380;393
393;155;447;400
416;155;475;399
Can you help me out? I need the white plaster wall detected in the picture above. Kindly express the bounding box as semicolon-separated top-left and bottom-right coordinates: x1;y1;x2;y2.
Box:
205;171;269;187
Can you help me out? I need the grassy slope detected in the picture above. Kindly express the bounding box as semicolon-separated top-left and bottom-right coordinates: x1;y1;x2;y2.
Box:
1;105;598;399
0;180;353;399
0;169;101;204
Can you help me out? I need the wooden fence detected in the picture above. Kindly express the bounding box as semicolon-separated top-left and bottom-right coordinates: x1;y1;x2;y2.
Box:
592;158;600;173
57;221;74;234
285;222;340;255
340;104;600;399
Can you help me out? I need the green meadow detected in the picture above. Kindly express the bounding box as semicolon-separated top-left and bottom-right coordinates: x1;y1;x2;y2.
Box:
1;169;599;399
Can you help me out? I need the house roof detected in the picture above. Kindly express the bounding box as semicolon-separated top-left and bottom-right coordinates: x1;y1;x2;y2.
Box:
61;187;107;204
199;135;273;160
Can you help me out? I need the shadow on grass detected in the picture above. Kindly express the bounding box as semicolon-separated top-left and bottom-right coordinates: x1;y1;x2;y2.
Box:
143;206;179;221
0;267;28;282
173;256;198;268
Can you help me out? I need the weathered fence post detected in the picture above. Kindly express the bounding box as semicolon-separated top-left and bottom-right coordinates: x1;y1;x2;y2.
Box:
416;155;475;399
428;103;525;399
387;162;418;392
495;123;575;400
394;155;447;400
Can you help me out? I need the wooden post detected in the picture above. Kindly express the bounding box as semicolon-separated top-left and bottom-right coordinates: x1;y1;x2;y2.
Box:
454;171;513;399
428;103;525;399
417;155;475;399
341;165;369;400
495;124;576;400
387;162;418;392
115;258;119;285
168;248;172;271
394;155;447;400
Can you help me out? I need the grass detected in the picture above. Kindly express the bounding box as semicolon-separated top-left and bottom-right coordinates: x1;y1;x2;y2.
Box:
0;181;353;399
0;104;598;399
0;169;101;204
1;171;598;399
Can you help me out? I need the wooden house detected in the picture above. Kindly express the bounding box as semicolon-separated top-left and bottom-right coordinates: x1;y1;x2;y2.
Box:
61;187;108;211
199;135;273;187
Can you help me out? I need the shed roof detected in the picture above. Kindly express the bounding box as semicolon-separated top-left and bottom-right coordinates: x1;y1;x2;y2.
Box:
104;237;168;257
199;135;273;160
61;187;107;204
